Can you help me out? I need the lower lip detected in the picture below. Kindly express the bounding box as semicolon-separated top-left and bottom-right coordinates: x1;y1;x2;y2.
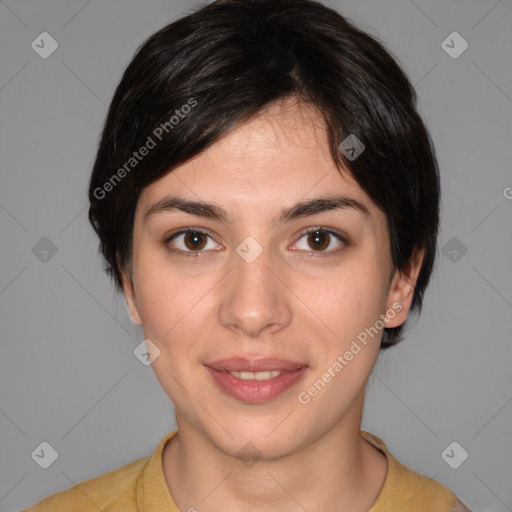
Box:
205;366;308;404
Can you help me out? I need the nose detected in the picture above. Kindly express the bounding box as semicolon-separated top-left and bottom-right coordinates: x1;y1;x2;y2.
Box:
217;243;292;338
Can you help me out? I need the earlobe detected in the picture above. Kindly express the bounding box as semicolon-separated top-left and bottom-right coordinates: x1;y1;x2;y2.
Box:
121;273;142;325
384;247;425;328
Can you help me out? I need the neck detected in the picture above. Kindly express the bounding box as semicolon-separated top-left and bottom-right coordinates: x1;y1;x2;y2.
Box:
163;403;387;512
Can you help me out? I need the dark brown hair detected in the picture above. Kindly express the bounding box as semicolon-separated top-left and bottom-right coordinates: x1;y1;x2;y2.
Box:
88;0;440;349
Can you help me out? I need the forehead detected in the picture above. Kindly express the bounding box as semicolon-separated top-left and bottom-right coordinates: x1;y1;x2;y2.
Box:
137;98;380;221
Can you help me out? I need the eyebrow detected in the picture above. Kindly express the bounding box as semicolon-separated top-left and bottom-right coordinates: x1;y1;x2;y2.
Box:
144;194;370;226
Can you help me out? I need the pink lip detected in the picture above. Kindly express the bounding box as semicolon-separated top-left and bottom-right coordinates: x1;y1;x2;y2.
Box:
204;357;308;404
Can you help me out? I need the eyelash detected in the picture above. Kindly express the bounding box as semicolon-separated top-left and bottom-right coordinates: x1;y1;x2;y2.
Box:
164;227;348;259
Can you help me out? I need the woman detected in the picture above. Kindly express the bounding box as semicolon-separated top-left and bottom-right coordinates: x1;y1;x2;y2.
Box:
23;0;472;510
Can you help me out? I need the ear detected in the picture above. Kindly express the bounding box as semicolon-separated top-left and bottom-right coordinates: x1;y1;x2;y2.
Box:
384;247;425;328
121;268;142;325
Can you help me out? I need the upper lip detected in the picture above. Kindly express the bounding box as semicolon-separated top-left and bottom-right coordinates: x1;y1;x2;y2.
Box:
205;357;306;372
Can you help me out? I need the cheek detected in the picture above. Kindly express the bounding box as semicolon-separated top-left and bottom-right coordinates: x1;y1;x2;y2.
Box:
136;274;201;334
132;255;219;359
291;263;388;411
291;258;389;347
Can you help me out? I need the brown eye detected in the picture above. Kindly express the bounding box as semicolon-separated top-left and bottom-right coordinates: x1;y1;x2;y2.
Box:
166;229;219;254
307;230;330;251
183;231;207;250
293;228;347;254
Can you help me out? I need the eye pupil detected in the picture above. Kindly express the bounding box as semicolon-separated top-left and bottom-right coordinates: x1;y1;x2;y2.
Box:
184;231;207;250
308;230;329;251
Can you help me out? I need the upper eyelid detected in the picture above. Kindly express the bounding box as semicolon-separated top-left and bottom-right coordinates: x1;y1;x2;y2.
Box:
165;227;217;243
295;226;347;242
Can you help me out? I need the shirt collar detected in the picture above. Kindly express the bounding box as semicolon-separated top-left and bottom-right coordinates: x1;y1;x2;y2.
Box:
136;429;180;511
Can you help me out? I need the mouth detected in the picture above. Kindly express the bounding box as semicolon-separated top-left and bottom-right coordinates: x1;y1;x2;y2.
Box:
204;357;308;404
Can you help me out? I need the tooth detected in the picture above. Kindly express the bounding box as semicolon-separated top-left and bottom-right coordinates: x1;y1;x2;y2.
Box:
254;371;272;380
228;370;282;380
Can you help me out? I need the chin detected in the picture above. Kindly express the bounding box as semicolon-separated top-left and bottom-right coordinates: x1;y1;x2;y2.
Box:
199;411;313;460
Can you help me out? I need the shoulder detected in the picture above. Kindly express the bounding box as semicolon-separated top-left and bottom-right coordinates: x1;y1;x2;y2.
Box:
361;431;473;512
20;456;149;512
389;456;472;511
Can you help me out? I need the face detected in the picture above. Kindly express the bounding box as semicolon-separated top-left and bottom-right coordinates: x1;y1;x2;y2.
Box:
123;98;422;460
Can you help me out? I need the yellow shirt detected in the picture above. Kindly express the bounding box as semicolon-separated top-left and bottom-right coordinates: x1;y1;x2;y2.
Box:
21;430;472;512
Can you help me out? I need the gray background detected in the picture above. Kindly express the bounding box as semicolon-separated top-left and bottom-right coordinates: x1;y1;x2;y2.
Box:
1;0;511;511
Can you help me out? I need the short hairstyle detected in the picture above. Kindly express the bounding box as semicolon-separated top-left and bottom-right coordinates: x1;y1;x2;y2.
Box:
88;0;440;349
